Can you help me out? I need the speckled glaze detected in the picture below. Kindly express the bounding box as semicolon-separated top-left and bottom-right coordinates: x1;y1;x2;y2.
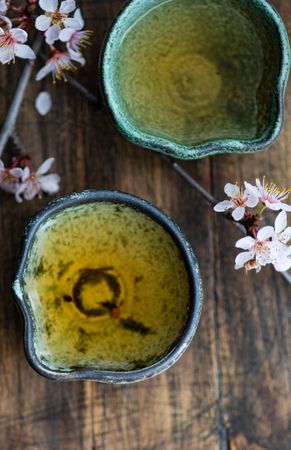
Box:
13;191;203;383
100;0;291;160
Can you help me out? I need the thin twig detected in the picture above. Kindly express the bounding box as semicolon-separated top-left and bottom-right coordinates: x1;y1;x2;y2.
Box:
66;75;103;109
0;34;43;157
164;157;246;234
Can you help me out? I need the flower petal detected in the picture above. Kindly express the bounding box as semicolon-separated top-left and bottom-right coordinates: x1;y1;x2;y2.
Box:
224;183;240;198
257;226;274;241
69;49;85;66
11;28;27;43
255;178;263;191
10;168;23;178
273;257;291;272
280;202;291;212
15;44;36;60
60;0;76;13
275;211;287;235
0;0;7;14
37;157;55;175
45;24;60;44
235;251;254;267
268;241;287;261
24;182;39;200
74;8;84;28
35;15;51;31
39;0;58;12
0;16;11;28
232;206;245;221
35;91;52;116
246;193;259;208
59;27;74;42
62;18;80;29
213;200;233;212
280;227;291;244
0;180;19;194
244;181;260;198
235;236;255;250
257;250;271;266
40;173;60;193
22;166;30;182
265;200;281;211
35;63;54;81
0;160;4;170
15;184;25;203
0;48;13;64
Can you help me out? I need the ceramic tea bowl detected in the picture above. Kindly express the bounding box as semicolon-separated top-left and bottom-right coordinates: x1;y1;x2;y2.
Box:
13;190;203;383
100;0;290;159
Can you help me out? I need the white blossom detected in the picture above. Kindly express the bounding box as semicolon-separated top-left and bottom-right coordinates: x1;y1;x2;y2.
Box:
59;28;92;53
235;227;275;273
0;26;35;64
59;8;91;52
16;157;60;202
36;49;84;82
214;183;258;221
245;178;291;212
35;0;80;44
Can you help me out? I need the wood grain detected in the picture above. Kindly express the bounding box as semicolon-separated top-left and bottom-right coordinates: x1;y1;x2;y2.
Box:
0;1;290;449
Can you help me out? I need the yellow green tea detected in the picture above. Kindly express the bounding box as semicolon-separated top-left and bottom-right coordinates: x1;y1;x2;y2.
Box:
115;0;264;145
23;202;190;371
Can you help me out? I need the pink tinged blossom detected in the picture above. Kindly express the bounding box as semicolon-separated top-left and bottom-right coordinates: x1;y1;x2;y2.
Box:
59;28;92;53
235;227;275;273
0;27;35;64
59;8;92;52
35;0;80;44
214;183;259;221
35;91;52;115
16;157;60;202
0;159;23;196
245;178;291;212
35;49;84;82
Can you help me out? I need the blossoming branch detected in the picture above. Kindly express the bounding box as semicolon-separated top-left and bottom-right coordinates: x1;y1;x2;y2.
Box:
1;0;92;109
1;0;91;71
0;0;92;200
214;178;291;274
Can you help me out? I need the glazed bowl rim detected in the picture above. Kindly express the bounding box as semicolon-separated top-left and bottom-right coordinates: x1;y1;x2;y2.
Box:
100;0;291;160
13;190;203;383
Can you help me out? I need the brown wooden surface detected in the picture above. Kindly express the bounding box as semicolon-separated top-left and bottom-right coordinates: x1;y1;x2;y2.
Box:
0;1;290;449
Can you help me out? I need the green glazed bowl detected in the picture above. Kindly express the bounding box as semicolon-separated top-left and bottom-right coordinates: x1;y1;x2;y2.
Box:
100;0;290;160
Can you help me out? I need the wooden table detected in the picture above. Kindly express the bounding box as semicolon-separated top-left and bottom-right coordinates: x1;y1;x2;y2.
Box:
0;1;290;449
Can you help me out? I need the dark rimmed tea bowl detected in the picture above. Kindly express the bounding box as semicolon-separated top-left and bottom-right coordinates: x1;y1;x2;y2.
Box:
100;0;290;159
13;190;203;383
